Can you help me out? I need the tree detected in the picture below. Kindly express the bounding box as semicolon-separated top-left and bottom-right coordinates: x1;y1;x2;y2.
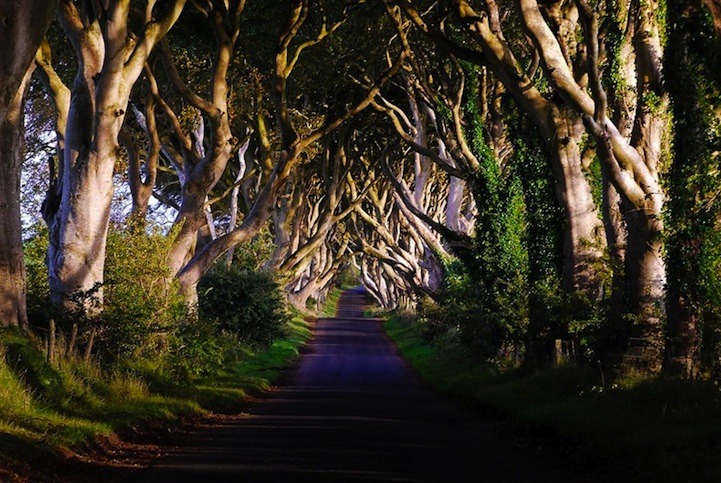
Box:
665;0;721;377
0;1;58;329
170;0;404;299
41;0;185;312
390;0;606;300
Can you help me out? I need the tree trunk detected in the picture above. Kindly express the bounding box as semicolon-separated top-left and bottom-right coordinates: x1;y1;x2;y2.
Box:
0;2;56;121
46;0;185;311
48;83;118;311
0;0;58;329
623;205;666;373
662;0;720;378
550;111;605;296
0;66;32;329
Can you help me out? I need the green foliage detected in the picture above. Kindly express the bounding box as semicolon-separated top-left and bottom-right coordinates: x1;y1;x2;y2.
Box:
321;288;343;317
335;264;360;289
229;227;276;271
385;312;721;481
24;226;187;361
415;69;540;360
100;227;187;360
198;265;289;347
167;319;245;379
23;225;52;326
665;1;721;375
458;73;530;355
603;0;628;100
510;115;574;366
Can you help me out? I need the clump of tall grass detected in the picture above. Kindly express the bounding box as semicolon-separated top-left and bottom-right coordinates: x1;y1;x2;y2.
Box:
0;346;34;416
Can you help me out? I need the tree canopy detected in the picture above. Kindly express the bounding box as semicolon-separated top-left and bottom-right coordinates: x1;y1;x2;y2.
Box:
1;0;721;380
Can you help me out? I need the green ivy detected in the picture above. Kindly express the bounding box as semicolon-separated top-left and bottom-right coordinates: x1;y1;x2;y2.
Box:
665;0;721;376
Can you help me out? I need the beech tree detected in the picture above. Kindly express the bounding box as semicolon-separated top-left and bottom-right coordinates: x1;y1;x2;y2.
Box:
665;0;721;377
0;1;58;328
388;0;605;299
380;0;670;371
169;0;405;300
38;0;186;312
268;129;373;308
520;0;670;371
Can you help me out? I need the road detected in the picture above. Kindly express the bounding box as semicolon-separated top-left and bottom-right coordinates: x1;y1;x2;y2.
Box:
135;287;577;482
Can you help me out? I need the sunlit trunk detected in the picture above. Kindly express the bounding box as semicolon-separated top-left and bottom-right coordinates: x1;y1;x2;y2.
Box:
623;205;666;372
550;112;605;296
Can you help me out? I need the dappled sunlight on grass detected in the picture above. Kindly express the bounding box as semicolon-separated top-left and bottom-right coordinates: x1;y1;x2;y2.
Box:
0;312;312;472
321;289;344;317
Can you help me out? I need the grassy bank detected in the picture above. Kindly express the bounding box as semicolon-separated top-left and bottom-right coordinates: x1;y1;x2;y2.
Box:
321;288;343;317
0;311;311;479
385;313;721;481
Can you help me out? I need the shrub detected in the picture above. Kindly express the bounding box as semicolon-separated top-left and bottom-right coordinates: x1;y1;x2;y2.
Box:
24;225;187;361
99;226;186;360
23;225;52;327
167;318;244;379
198;265;289;346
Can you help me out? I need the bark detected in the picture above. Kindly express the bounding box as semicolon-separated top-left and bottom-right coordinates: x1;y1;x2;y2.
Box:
35;40;71;225
0;66;33;329
550;110;605;295
47;0;186;311
126;93;160;221
225;141;249;266
623;207;666;372
571;0;669;371
0;0;57;328
393;0;606;297
0;1;56;122
288;237;351;310
602;170;627;331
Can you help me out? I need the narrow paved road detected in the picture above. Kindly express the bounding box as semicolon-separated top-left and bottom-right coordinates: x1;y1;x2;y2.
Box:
135;287;576;482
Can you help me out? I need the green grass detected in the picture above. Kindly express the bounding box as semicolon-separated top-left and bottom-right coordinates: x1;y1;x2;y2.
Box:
385;313;721;481
0;312;311;474
321;288;344;317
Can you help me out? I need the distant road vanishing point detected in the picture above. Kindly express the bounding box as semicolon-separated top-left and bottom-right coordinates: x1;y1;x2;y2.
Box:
135;287;574;482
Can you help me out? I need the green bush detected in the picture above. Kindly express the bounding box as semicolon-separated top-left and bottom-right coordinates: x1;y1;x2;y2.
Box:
23;225;52;327
24;225;187;361
100;227;186;360
198;265;289;346
229;227;275;270
167;318;245;379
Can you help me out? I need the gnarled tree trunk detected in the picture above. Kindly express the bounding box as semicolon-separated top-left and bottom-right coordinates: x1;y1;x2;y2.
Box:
45;0;185;312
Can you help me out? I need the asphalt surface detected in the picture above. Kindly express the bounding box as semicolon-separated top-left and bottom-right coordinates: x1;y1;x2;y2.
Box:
135;287;577;482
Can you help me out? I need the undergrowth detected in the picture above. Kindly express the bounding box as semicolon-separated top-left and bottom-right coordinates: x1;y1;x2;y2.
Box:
0;309;311;473
384;312;721;481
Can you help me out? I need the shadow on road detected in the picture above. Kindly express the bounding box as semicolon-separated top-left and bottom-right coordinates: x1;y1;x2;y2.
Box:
134;288;580;482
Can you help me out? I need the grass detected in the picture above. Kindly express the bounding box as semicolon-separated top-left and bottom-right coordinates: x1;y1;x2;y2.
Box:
0;310;311;475
384;313;721;481
321;288;344;317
